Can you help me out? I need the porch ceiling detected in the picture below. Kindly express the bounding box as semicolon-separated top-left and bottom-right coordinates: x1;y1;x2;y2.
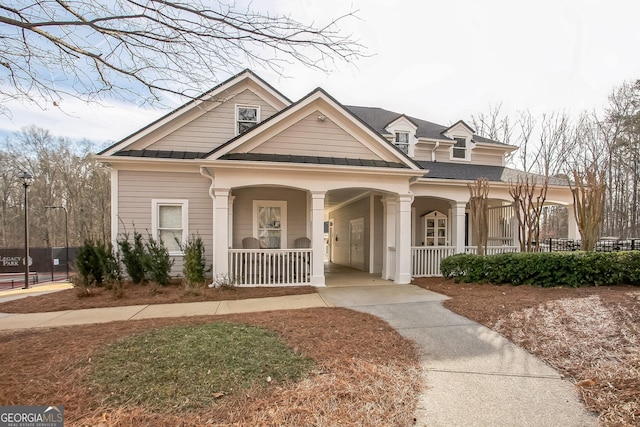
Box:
325;188;371;209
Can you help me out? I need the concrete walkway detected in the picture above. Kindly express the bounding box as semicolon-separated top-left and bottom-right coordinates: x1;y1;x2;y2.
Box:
0;281;596;426
318;285;597;427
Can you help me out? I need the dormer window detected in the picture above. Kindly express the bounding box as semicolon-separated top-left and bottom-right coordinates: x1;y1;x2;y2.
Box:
452;137;467;159
236;105;259;135
395;132;410;154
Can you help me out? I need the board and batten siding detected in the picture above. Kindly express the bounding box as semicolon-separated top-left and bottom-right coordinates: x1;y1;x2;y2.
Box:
147;89;279;152
117;170;213;275
231;187;308;249
249;110;383;160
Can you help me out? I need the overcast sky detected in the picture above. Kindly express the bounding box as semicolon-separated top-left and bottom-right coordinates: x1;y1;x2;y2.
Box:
2;0;639;148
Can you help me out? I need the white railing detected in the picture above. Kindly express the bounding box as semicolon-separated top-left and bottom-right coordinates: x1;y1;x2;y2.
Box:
412;246;455;277
464;246;520;255
229;249;312;286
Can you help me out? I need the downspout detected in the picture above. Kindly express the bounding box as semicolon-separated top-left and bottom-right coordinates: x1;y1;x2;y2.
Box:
431;141;440;162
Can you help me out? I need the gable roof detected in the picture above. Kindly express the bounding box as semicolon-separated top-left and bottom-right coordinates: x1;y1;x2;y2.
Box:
205;87;423;170
98;69;291;156
347;106;509;146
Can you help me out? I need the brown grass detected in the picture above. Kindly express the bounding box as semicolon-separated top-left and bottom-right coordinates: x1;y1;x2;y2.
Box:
415;277;640;426
0;308;421;426
0;282;316;313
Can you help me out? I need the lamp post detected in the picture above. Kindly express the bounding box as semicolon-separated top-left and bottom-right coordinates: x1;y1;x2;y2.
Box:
45;206;69;281
18;171;33;289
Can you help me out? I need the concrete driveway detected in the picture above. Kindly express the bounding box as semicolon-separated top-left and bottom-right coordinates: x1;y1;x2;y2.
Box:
318;284;597;427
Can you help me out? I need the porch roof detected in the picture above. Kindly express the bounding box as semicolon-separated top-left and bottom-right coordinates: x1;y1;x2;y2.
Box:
112;150;207;159
219;153;410;168
417;161;569;186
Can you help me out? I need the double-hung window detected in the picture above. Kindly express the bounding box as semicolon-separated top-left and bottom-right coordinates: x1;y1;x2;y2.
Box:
152;199;188;255
253;201;287;249
236;105;259;135
452;137;467;159
395;132;410;154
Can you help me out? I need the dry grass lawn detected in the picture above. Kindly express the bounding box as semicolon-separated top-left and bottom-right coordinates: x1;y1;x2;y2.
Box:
415;277;640;426
0;308;421;426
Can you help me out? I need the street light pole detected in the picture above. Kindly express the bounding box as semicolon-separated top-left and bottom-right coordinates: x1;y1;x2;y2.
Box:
18;171;33;289
45;206;69;281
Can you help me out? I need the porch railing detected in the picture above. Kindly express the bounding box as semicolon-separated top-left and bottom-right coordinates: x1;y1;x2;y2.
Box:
464;246;520;255
412;246;455;277
229;249;312;286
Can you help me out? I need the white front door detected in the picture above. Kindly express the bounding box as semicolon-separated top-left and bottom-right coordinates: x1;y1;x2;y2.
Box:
349;217;365;270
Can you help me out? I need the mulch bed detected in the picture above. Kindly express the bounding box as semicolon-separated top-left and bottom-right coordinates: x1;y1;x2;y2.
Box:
0;308;421;426
0;282;317;313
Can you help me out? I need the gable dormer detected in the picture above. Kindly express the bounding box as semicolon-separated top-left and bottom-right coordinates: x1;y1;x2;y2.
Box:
384;115;418;157
442;120;475;162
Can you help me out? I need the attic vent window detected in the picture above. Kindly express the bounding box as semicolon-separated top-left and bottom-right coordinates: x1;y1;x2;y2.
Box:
395;132;409;154
453;137;467;159
237;105;259;135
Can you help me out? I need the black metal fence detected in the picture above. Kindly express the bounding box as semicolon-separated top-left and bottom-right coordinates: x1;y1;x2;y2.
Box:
0;247;79;277
539;239;640;252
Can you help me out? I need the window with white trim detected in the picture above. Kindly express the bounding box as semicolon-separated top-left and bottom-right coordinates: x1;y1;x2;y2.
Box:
236;105;260;135
253;200;287;249
395;132;410;154
452;137;467;159
152;199;188;255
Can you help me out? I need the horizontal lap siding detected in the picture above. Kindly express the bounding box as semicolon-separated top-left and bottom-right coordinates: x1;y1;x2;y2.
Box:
148;90;278;152
330;197;370;270
118;170;213;276
232;187;307;249
250;111;382;159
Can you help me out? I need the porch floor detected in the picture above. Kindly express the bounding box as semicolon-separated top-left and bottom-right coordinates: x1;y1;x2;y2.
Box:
324;263;394;287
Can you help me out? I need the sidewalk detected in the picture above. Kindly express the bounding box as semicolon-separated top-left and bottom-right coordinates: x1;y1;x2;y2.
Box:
0;283;597;426
0;292;328;330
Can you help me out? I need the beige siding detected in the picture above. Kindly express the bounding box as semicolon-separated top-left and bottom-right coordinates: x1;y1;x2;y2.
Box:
471;148;504;166
412;198;457;246
413;146;434;162
329;197;370;270
147;90;278;152
231;187;308;249
117;170;213;276
373;195;384;273
250;110;383;159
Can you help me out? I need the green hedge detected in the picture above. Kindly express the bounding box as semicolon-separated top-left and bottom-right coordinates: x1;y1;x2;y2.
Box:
440;251;640;287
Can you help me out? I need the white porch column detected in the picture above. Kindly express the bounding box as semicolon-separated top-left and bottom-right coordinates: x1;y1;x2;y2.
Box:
451;201;466;253
395;194;413;284
213;188;230;278
228;195;235;246
567;204;580;240
381;195;397;281
311;191;326;286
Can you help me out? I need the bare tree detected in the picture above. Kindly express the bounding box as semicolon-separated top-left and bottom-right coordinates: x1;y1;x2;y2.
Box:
467;178;489;255
569;165;606;251
1;126;110;248
0;1;364;112
509;176;548;252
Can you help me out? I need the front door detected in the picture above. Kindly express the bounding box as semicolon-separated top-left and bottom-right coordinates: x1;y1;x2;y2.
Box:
349;217;365;270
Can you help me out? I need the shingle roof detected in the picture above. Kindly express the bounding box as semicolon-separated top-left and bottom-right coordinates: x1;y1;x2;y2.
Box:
346;106;507;146
220;153;409;168
417;161;568;186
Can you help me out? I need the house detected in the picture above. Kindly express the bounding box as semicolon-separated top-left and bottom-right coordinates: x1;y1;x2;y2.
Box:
97;70;577;286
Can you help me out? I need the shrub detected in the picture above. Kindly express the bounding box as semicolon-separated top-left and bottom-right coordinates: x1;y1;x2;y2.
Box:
118;231;146;284
144;233;173;286
441;251;640;287
75;240;112;286
181;235;209;288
